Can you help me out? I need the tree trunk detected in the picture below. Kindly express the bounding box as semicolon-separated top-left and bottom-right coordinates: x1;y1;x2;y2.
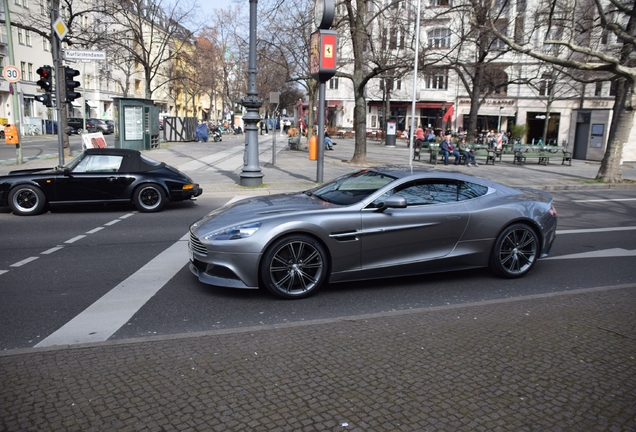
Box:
595;79;633;182
351;81;368;165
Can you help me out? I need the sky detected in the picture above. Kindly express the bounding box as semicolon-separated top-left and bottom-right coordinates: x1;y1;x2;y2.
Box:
198;0;240;17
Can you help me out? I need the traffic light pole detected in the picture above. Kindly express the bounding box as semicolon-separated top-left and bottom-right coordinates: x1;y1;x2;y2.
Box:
50;0;65;166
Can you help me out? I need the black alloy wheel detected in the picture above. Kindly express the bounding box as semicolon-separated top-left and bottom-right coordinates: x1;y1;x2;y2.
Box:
8;185;47;216
489;223;538;278
133;184;167;212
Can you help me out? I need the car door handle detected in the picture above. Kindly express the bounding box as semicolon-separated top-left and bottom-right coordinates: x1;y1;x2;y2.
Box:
446;215;461;220
107;177;117;182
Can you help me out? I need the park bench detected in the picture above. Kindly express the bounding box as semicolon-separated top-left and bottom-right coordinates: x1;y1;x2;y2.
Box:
460;144;496;165
513;145;572;166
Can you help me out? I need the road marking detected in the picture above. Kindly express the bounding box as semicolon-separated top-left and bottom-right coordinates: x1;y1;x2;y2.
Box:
11;257;39;267
86;227;104;234
36;234;190;347
120;213;135;219
65;235;86;243
42;246;64;255
546;248;636;260
0;270;8;276
572;198;636;203
105;219;121;226
556;226;636;235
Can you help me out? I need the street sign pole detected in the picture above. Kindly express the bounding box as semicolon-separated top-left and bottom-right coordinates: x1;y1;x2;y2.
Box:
2;0;23;164
51;0;65;166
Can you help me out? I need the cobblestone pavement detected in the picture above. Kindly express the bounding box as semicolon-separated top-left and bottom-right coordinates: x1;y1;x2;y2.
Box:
2;285;635;431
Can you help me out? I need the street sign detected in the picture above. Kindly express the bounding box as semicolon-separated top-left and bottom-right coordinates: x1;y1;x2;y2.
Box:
64;50;107;61
2;65;21;83
53;18;69;40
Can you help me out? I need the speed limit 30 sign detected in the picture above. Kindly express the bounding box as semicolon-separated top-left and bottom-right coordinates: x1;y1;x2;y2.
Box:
3;65;21;83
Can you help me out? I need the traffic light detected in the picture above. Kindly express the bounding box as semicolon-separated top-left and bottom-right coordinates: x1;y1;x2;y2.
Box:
35;65;53;107
64;67;81;103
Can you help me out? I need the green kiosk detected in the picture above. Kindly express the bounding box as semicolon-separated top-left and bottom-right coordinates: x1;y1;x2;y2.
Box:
113;98;160;150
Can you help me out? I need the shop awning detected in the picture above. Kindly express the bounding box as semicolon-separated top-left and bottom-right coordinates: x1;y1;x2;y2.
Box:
71;101;81;107
86;100;98;109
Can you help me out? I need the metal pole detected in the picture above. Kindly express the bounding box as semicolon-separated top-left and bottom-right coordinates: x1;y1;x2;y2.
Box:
3;0;23;164
497;106;502;132
50;0;65;166
317;82;326;183
238;0;264;186
408;0;422;171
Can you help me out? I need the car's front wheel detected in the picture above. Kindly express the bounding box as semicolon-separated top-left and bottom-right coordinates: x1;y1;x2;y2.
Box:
260;235;328;299
133;184;166;212
489;223;538;278
8;185;47;216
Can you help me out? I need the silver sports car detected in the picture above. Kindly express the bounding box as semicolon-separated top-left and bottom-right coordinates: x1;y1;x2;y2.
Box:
189;168;557;299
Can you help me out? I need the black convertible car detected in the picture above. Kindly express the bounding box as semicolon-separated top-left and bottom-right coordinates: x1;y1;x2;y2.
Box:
0;148;202;216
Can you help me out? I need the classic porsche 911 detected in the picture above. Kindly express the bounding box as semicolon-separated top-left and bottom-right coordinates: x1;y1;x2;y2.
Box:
189;168;557;299
0;148;202;215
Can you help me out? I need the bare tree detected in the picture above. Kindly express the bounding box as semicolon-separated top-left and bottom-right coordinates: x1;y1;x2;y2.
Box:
484;0;636;182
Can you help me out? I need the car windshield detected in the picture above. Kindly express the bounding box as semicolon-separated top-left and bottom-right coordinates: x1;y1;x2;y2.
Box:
307;170;396;205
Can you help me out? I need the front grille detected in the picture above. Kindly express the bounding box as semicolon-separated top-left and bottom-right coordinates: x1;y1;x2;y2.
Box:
189;232;207;256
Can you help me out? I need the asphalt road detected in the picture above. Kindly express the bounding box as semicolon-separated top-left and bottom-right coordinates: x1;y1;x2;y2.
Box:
1;188;635;352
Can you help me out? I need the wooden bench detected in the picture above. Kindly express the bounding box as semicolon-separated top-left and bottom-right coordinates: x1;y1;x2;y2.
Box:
461;144;496;165
513;145;571;165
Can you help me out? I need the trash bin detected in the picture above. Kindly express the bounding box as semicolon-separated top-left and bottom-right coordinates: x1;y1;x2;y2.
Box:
385;119;397;147
4;124;19;145
309;135;318;160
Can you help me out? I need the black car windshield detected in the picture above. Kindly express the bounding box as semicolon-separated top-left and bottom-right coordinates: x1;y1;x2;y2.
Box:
309;170;396;205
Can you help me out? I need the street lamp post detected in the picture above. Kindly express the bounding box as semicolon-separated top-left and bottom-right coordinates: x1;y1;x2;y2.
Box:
238;0;264;187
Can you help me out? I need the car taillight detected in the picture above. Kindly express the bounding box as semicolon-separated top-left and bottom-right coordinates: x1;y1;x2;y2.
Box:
549;203;557;217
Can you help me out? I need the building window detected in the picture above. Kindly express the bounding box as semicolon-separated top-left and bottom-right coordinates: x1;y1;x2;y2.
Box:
329;78;338;90
22;0;28;7
425;70;448;90
17;28;24;44
20;62;26;78
429;0;450;6
514;17;525;43
40;0;46;14
600;30;609;44
609;80;617;96
594;82;603;96
539;74;553;96
43;37;50;51
25;30;32;46
427;28;451;48
28;63;33;81
492;20;507;50
23;98;33;117
389;28;398;50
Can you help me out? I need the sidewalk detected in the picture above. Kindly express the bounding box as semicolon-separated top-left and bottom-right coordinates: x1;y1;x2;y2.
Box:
1;285;635;430
2;134;635;194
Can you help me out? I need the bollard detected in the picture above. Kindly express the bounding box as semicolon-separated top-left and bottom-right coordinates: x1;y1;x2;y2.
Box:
309;135;318;160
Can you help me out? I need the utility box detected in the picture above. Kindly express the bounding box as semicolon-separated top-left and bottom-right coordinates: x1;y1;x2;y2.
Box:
4;124;19;145
385;118;397;147
113;98;160;150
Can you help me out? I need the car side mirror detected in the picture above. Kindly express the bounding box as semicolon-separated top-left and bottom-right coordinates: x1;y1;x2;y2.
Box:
63;168;72;176
377;194;406;212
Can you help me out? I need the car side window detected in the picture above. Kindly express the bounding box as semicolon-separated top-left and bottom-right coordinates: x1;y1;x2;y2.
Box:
370;180;460;207
73;155;123;173
457;181;489;201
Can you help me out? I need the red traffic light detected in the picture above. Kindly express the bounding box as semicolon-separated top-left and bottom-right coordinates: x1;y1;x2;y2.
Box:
36;65;53;92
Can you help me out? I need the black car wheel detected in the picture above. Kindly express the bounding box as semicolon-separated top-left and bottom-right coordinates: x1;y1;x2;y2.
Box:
133;184;166;212
8;185;47;216
261;235;328;299
490;223;538;278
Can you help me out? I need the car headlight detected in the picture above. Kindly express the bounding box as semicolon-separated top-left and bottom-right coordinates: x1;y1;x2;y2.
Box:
203;222;261;241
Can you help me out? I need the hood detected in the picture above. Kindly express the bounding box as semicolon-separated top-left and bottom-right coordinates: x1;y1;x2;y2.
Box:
192;192;339;230
8;167;59;176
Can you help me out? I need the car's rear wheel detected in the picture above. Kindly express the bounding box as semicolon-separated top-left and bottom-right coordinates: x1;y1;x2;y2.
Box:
133;184;166;212
489;223;538;278
8;185;47;216
260;235;328;299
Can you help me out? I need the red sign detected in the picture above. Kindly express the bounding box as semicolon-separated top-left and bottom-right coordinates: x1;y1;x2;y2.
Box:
310;30;338;83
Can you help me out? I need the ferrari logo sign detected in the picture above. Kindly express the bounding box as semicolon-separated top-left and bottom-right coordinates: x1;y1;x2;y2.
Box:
53;18;69;40
309;30;338;83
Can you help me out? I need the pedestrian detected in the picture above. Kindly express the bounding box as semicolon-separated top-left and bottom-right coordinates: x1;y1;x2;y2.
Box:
325;131;334;150
440;134;460;165
458;137;478;166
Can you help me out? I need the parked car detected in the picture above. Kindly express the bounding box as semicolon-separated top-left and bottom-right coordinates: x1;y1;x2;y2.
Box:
67;117;86;133
189;168;558;299
87;118;113;134
0;148;203;216
105;120;115;133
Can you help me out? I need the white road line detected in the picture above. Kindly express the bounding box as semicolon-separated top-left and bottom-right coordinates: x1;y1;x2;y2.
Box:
41;246;64;255
546;248;636;260
11;257;39;267
86;227;105;234
120;213;135;219
556;226;636;235
572;198;636;203
36;234;190;348
0;270;9;276
105;219;121;226
65;235;86;243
